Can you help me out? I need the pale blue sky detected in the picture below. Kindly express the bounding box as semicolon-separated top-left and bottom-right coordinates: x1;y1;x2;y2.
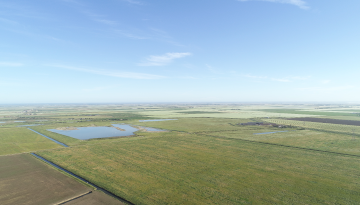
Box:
1;0;359;103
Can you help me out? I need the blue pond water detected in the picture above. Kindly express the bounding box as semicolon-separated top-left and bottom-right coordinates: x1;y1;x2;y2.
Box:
48;124;139;140
139;119;177;122
0;122;5;123
254;131;288;135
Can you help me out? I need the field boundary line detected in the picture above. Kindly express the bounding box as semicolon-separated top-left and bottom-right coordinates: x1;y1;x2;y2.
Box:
201;134;360;158
54;191;92;205
27;128;69;147
30;153;134;205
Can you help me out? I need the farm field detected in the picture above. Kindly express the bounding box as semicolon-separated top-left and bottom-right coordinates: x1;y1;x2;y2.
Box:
288;117;360;126
65;191;125;205
260;109;360;117
137;109;318;119
2;104;360;204
206;129;360;155
37;132;360;205
0;127;62;156
0;154;92;205
264;118;360;136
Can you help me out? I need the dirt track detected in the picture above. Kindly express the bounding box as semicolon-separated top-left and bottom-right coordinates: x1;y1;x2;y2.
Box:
288;117;360;126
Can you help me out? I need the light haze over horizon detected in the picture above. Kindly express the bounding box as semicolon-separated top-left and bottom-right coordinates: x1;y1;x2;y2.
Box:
1;0;360;103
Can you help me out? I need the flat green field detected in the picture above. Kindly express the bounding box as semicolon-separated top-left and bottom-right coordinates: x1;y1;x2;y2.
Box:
0;127;62;156
138;109;317;119
207;129;360;155
264;118;360;135
260;109;359;117
134;118;254;132
38;132;360;205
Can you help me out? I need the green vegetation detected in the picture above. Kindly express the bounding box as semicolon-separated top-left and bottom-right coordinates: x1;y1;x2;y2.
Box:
206;129;360;155
265;118;360;136
3;104;360;204
0;127;61;155
38;132;360;205
261;109;359;117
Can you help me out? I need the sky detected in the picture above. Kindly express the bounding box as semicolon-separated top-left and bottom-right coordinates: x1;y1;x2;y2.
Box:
1;0;360;103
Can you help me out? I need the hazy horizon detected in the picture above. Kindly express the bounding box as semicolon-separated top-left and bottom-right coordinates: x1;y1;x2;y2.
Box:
1;0;360;103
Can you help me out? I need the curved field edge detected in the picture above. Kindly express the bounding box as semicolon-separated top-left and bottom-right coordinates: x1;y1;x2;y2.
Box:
36;132;360;205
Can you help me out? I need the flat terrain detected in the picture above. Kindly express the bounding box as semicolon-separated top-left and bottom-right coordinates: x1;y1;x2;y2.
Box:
3;104;360;204
265;118;360;136
0;127;61;156
65;191;125;205
0;154;91;205
38;132;360;205
288;117;360;126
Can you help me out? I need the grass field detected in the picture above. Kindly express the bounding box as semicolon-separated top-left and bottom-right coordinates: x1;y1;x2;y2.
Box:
264;118;360;136
0;127;62;156
0;154;92;205
260;109;359;117
206;129;360;155
134;118;255;132
138;109;317;119
37;132;360;205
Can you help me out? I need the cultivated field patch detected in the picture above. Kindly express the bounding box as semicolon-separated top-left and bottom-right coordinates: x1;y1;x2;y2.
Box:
65;191;125;205
288;117;360;126
0;154;91;205
205;129;360;155
0;127;61;156
38;133;360;205
265;118;360;136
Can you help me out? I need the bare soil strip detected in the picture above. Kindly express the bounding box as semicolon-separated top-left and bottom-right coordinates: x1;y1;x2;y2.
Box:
288;117;360;126
55;191;92;205
64;191;125;205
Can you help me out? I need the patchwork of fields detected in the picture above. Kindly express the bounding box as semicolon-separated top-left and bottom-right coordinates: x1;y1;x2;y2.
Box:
38;132;360;204
1;104;360;204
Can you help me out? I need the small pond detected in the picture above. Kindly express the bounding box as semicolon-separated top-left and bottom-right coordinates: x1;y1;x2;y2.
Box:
254;131;288;135
139;119;177;122
48;124;139;140
0;122;5;123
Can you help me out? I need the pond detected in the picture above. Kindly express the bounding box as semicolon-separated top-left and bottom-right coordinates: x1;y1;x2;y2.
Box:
0;122;5;123
139;119;177;122
254;131;288;135
48;124;139;140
